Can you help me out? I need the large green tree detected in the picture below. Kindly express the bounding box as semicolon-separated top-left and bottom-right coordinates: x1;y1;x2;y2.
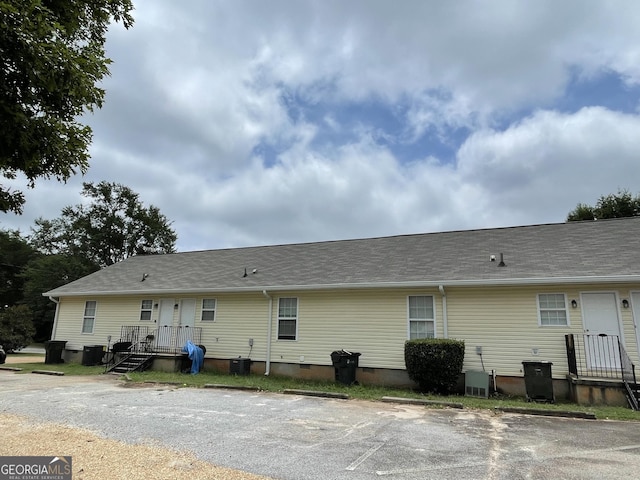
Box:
30;181;178;267
0;229;37;308
567;189;640;221
0;304;35;352
0;0;134;214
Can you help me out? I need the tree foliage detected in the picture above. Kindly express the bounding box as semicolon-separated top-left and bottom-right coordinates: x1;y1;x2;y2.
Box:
0;0;134;214
30;181;178;267
0;304;35;352
0;229;38;308
567;189;640;221
22;254;99;340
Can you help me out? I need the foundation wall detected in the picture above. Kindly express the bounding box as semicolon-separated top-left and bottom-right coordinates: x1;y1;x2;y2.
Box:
60;350;629;406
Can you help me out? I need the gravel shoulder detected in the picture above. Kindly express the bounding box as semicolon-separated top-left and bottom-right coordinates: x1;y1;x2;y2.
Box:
3;354;45;364
0;359;273;480
1;414;272;480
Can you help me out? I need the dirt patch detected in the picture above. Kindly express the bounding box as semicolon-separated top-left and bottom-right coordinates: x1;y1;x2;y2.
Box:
0;413;272;480
3;355;45;364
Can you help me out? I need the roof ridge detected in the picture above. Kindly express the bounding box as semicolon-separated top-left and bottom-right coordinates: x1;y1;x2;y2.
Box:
171;217;639;255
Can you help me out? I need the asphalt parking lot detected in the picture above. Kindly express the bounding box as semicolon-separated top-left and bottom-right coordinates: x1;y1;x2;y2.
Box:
1;372;640;479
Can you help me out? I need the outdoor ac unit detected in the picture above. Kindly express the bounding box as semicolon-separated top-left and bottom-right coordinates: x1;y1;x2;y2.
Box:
465;370;490;398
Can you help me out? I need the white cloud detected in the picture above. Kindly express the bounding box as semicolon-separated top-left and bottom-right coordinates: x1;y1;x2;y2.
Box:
5;1;640;253
458;107;640;224
163;135;482;250
168;105;640;250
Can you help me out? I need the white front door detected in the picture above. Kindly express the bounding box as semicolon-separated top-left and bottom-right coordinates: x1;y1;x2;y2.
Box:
581;292;622;369
180;299;196;328
158;298;175;347
177;299;197;348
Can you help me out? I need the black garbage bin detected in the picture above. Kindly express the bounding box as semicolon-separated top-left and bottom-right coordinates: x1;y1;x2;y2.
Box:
44;340;67;364
330;350;361;385
0;346;5;364
522;361;554;403
82;345;105;366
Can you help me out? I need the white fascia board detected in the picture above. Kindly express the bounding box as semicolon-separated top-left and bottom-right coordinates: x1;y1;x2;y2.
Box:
42;275;640;297
259;275;640;290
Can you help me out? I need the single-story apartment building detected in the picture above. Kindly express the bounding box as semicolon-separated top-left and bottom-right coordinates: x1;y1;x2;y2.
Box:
45;217;640;406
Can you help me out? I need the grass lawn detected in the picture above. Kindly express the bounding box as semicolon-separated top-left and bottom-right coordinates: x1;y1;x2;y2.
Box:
4;361;640;422
4;361;106;375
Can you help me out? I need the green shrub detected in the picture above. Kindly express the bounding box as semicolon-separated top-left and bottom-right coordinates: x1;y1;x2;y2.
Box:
404;338;465;394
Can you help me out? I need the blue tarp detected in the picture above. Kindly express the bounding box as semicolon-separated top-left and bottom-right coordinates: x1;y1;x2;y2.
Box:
182;341;204;374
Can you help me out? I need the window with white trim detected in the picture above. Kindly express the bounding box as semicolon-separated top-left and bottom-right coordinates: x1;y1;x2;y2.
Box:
278;297;298;340
537;293;569;326
408;295;435;339
201;299;216;321
140;299;153;321
82;300;97;334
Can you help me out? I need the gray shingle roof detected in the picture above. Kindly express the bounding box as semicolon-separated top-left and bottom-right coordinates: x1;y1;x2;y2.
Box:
45;217;640;296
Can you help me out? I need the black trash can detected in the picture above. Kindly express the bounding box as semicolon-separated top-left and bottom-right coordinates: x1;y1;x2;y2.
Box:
0;346;5;364
44;340;67;364
330;350;361;385
82;345;105;366
522;361;554;403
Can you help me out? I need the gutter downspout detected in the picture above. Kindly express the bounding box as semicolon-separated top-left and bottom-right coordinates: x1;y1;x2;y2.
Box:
48;296;60;340
438;285;448;339
262;290;272;376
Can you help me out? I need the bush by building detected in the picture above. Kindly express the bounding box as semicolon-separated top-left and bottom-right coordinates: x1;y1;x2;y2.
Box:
404;338;465;394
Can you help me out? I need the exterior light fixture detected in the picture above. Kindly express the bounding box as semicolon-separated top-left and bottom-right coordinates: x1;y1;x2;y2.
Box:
571;299;578;309
622;299;630;309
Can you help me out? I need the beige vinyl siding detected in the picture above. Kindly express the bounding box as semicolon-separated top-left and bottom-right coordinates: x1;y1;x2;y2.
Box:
607;286;640;366
51;283;640;377
196;292;268;360
445;286;577;379
53;296;162;350
54;289;429;367
267;288;441;369
53;293;270;359
446;284;640;379
53;297;90;348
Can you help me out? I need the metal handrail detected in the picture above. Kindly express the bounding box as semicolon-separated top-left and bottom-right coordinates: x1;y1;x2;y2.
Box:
565;333;624;380
120;325;202;354
619;338;639;410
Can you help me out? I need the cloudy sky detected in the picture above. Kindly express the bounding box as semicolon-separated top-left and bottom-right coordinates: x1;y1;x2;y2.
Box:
3;1;640;252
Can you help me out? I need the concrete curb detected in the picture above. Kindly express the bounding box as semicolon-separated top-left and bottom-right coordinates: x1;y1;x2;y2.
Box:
283;389;350;400
31;370;64;376
203;384;261;392
495;406;597;420
381;396;464;409
0;366;22;372
143;380;184;386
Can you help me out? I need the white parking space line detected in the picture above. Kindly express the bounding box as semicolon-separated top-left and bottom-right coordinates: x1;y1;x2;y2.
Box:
345;442;385;471
375;443;640;476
